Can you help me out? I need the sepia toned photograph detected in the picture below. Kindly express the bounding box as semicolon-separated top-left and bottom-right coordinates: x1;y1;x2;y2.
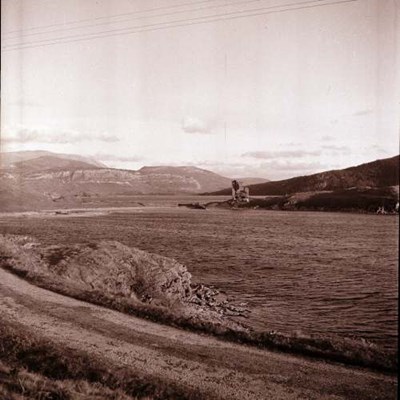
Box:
0;0;398;399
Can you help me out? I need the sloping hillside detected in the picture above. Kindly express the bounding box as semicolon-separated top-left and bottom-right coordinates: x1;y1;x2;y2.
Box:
210;155;399;196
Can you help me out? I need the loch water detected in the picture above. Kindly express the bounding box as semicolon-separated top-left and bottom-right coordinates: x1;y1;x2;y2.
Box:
1;202;398;350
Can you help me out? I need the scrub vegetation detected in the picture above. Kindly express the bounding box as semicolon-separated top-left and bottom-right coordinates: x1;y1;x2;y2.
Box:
0;320;203;400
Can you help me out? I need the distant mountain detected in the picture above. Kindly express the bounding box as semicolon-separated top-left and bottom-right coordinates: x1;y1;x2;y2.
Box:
209;156;400;196
138;166;232;192
11;156;101;174
0;151;236;211
0;150;107;169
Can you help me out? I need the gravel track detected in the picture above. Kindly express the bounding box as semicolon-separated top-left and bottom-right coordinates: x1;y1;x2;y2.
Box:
0;268;396;399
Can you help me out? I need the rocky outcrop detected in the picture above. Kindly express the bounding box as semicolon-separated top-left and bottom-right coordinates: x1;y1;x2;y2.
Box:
0;236;191;306
0;235;249;320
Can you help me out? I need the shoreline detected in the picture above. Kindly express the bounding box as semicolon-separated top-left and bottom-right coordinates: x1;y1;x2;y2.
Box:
0;267;397;399
0;202;399;217
2;262;396;373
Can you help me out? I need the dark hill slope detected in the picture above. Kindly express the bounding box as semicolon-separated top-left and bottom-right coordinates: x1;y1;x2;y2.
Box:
209;156;399;196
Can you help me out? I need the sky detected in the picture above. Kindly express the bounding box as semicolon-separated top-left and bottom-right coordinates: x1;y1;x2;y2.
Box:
1;0;399;179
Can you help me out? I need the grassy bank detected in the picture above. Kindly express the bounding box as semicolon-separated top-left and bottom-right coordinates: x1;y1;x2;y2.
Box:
0;359;134;400
0;255;397;374
0;320;203;400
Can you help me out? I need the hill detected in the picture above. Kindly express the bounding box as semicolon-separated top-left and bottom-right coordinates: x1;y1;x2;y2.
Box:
138;166;232;192
0;151;237;211
209;155;400;196
0;150;107;168
11;156;101;174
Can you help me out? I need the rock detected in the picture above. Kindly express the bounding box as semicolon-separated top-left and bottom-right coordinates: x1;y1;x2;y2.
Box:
0;236;192;306
188;282;250;317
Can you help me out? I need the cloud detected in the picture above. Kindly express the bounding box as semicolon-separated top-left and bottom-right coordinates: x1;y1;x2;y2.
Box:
178;159;330;181
370;144;389;154
5;126;119;144
95;153;143;162
181;116;211;134
242;150;321;159
7;100;42;108
321;144;351;152
351;109;373;117
321;135;335;141
249;160;331;180
91;132;119;142
259;160;325;172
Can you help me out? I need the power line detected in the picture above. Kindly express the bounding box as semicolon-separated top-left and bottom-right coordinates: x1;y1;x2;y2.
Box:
2;0;267;42
3;0;218;36
2;0;357;52
2;0;356;52
2;0;332;49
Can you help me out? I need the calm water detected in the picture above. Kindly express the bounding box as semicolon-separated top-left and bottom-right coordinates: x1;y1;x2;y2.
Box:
1;203;398;350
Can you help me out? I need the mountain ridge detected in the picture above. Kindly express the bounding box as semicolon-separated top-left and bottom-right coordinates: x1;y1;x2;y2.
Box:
0;151;238;210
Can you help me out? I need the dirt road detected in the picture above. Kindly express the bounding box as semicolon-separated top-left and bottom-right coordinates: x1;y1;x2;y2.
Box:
0;268;396;400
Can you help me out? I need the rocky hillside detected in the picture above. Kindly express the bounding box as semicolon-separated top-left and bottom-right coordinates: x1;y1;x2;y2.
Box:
0;151;236;210
209;155;399;196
